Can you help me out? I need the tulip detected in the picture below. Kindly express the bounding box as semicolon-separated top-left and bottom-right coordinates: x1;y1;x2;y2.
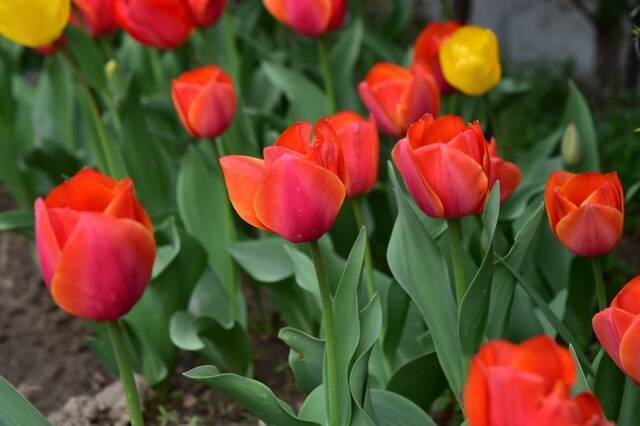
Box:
465;336;611;426
545;170;624;257
172;65;237;139
413;21;460;95
488;138;521;203
392;114;491;218
34;168;156;322
187;0;227;27
34;35;67;55
115;0;195;49
263;0;346;36
0;0;70;47
220;121;345;243
593;275;640;385
439;25;501;96
73;0;119;37
323;111;379;198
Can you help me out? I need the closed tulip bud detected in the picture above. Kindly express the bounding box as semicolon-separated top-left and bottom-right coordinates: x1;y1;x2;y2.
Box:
263;0;346;36
187;0;227;28
105;59;118;81
35;168;156;322
358;62;440;137
73;0;119;38
220;121;346;243
465;336;611;426
439;25;501;96
561;123;581;166
322;111;379;197
488;138;521;202
545;170;624;257
392;114;491;218
0;0;70;47
115;0;195;49
593;276;640;385
172;65;237;139
413;21;460;96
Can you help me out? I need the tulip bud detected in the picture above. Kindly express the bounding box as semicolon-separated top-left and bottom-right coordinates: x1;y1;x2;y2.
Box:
187;0;227;28
262;0;347;36
73;0;119;38
413;21;460;95
34;168;156;321
172;65;237;139
0;0;70;47
545;170;624;257
561;123;581;167
104;59;118;81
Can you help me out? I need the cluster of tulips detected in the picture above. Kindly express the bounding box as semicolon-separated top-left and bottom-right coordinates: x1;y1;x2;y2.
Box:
0;0;636;425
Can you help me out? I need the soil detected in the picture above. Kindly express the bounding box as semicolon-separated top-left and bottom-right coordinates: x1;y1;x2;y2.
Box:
0;188;303;426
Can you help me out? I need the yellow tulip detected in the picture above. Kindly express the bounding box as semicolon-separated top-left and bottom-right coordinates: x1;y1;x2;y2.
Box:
439;25;501;96
0;0;70;48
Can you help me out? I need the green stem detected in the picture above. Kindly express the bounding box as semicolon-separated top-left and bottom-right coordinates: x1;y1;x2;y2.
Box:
309;240;340;426
101;89;122;133
148;48;164;88
107;321;144;426
447;219;467;306
592;257;607;311
483;95;502;149
317;37;336;114
351;198;376;300
440;0;453;20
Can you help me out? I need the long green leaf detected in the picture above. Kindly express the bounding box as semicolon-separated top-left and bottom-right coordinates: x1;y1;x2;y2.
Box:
0;375;50;426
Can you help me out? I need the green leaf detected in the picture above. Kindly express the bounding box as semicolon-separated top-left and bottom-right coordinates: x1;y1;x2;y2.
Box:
369;389;436;426
299;385;326;423
382;281;410;363
330;19;364;110
284;245;320;301
350;296;383;408
0;375;50;426
594;353;626;419
618;378;640;426
188;268;236;329
534;289;568;339
0;210;33;234
261;61;328;122
229;238;294;283
458;185;500;355
387;163;463;397
66;27;107;90
386;351;446;412
184;365;319;426
279;327;324;394
24;143;82;185
562;81;599;172
569;344;591;395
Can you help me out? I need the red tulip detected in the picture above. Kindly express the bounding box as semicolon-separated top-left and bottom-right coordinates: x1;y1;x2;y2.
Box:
73;0;119;37
488;138;521;202
545;170;624;257
392;114;490;218
413;21;460;95
262;0;346;36
186;0;226;27
593;275;640;384
115;0;195;49
465;336;611;426
358;62;440;137
323;111;379;197
34;168;156;322
220;121;345;243
172;65;237;139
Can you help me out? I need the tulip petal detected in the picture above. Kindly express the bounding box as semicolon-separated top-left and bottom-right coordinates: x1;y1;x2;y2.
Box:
417;114;465;146
274;121;312;154
561;173;611;206
219;155;269;231
116;0;194;48
283;0;331;36
0;0;70;47
463;358;490;426
187;81;237;137
490;156;522;202
573;392;606;423
545;170;574;227
254;154;345;243
593;307;630;369
45;168;117;211
391;139;444;218
50;213;155;321
413;142;488;217
34;199;62;287
172;80;201;137
405;65;440;125
619;315;640;383
612;276;640;314
358;81;401;136
555;204;623;256
338;117;379;197
485;367;546;426
263;0;287;23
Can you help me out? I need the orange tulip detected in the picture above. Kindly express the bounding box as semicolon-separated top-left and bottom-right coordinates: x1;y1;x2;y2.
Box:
465;336;611;426
263;0;346;36
358;62;440;137
220;121;345;243
593;275;640;384
323;111;379;197
545;171;624;257
186;0;226;27
172;65;237;139
115;0;195;49
34;168;156;322
488;138;521;202
73;0;119;37
392;114;490;218
413;21;460;95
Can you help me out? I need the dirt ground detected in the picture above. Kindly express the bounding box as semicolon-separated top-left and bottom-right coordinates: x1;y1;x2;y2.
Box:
0;189;303;425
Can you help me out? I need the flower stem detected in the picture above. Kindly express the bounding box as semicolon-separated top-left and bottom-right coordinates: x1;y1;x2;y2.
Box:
107;321;144;426
309;240;340;426
317;37;336;114
447;219;467;306
592;257;607;311
351;197;376;300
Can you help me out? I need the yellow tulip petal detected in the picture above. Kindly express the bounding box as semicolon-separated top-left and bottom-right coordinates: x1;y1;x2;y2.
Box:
0;0;70;47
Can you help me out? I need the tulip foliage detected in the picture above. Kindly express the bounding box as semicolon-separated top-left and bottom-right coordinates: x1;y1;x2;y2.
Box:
0;1;638;426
